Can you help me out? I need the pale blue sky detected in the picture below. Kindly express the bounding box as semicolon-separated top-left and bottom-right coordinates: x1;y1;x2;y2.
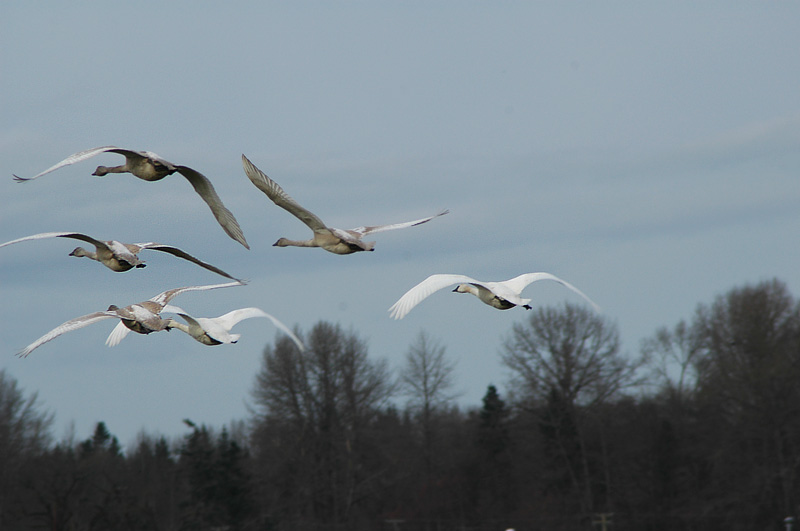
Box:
2;2;800;446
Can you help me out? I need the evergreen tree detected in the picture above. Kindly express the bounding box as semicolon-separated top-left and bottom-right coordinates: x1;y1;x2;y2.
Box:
470;385;514;520
179;421;255;530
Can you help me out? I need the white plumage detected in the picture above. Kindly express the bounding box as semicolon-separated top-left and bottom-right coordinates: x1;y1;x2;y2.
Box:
389;272;600;320
22;281;244;356
162;307;305;351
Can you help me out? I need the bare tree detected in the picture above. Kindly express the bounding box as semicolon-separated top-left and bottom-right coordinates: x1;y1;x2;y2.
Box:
400;331;458;477
502;303;643;514
641;319;701;401
693;278;800;419
0;369;53;527
691;278;800;517
250;321;395;527
502;303;642;408
401;331;458;408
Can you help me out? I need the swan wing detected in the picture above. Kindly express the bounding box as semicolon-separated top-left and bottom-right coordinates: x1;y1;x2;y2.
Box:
103;240;141;264
20;311;118;357
501;272;601;311
174;312;204;328
105;320;132;347
106;303;186;346
13;146;127;181
389;273;481;320
136;150;175;168
241;154;328;232
0;231;106;251
134;242;240;281
160;304;188;314
214;307;305;351
351;209;449;236
329;228;372;250
149;280;245;306
173;166;249;249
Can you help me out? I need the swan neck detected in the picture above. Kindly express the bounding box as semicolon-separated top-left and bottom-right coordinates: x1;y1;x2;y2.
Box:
93;164;127;176
70;247;97;261
166;319;190;333
275;238;317;248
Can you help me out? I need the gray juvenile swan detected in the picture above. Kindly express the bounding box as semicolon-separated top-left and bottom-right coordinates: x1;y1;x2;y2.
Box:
13;146;249;249
163;307;305;351
20;280;244;357
241;154;448;254
0;231;240;279
388;272;600;320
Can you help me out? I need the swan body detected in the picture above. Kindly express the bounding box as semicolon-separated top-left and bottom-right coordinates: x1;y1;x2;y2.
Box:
13;146;249;249
388;272;600;320
21;281;244;356
0;231;240;279
241;154;448;254
164;307;305;350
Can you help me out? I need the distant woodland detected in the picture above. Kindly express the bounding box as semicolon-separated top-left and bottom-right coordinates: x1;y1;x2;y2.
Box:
2;278;799;531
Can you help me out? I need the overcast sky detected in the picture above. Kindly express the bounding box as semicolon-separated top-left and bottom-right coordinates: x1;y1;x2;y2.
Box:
2;2;799;447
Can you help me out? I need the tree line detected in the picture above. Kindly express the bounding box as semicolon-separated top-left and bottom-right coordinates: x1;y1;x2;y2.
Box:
1;277;799;531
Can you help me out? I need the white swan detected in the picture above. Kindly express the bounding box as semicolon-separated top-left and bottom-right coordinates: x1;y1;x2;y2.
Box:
241;154;448;254
20;281;244;357
13;146;249;249
388;272;600;320
162;307;305;351
0;231;240;279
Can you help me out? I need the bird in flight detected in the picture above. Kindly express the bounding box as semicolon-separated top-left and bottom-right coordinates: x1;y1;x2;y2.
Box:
13;146;249;249
389;272;600;319
0;231;240;280
163;307;305;351
20;280;244;357
241;154;447;254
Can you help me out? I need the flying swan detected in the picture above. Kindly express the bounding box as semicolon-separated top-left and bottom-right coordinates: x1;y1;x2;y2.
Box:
0;231;240;280
13;146;249;249
241;154;448;254
20;280;244;357
388;272;600;320
162;307;305;351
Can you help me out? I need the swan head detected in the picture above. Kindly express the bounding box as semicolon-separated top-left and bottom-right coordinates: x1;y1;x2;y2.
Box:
453;284;471;294
107;304;120;311
69;247;90;258
273;238;291;247
92;165;110;176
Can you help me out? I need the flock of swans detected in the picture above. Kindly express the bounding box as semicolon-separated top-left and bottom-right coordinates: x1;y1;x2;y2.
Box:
7;145;600;357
